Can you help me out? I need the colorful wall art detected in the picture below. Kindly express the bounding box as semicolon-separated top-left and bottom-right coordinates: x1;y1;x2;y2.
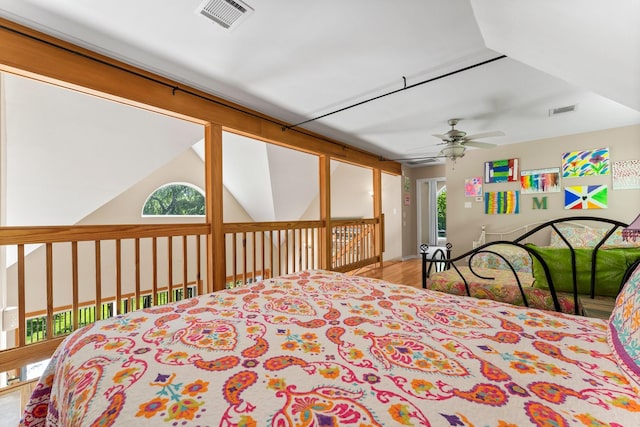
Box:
612;159;640;190
484;159;519;183
564;185;608;209
520;168;560;194
561;147;609;177
465;177;483;197
485;190;520;214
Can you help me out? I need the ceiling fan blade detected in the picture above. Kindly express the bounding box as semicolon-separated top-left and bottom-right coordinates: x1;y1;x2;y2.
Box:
463;130;505;140
464;140;497;149
387;156;439;161
432;133;449;140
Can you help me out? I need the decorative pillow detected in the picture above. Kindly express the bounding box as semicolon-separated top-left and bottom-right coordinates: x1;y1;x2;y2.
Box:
548;225;608;248
470;244;532;273
527;245;640;297
602;229;640;249
608;262;640;389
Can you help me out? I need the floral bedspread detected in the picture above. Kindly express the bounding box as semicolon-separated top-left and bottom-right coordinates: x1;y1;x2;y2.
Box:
21;270;639;426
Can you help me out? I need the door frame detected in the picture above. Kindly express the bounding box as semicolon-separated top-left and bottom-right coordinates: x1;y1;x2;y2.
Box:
416;176;446;253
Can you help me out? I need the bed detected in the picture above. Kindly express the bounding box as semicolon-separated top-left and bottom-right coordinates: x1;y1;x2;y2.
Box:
423;216;640;315
20;267;640;426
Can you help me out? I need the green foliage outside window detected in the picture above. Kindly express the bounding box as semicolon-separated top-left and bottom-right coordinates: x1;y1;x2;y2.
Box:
437;188;446;237
143;183;205;216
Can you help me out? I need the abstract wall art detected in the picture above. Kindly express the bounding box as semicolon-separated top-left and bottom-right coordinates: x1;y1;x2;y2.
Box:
484;158;519;183
561;147;609;177
465;176;483;197
612;159;640;190
485;190;520;214
520;168;560;194
564;185;608;209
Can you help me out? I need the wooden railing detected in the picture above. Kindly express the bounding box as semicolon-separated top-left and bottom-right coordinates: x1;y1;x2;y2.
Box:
331;218;379;271
0;223;210;374
0;217;381;386
223;220;323;286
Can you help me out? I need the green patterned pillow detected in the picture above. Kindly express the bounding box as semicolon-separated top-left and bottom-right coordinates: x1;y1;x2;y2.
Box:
527;245;640;297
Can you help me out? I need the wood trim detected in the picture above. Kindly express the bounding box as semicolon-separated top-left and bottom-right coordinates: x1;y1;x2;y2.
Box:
0;337;65;373
320;156;331;269
206;124;226;292
0;18;400;175
0;223;211;245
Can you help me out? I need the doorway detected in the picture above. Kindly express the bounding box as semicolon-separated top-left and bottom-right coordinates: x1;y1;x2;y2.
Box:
416;177;446;252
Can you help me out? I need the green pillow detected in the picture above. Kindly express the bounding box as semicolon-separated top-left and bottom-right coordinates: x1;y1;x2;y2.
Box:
527;245;640;297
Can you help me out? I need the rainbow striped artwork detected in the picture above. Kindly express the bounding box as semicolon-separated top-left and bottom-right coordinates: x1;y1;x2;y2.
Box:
484;158;519;183
485;190;520;214
562;147;609;177
520;168;561;194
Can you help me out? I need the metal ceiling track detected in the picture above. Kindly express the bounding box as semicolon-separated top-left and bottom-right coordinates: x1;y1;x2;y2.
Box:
283;54;507;131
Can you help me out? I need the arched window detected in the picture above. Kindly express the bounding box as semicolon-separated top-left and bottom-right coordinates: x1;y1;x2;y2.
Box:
142;182;205;216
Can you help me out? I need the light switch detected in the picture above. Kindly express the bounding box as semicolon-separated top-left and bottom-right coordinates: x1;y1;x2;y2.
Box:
464;202;472;208
2;307;18;332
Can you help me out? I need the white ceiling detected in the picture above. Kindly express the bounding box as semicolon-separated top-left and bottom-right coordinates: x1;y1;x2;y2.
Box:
1;0;638;166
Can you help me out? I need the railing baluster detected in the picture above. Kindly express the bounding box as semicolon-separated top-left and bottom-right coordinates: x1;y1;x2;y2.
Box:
45;244;53;340
196;235;202;296
95;240;102;321
168;236;173;302
182;235;187;299
136;238;141;311
17;244;25;347
72;242;79;332
242;231;247;285
152;237;158;306
116;239;122;315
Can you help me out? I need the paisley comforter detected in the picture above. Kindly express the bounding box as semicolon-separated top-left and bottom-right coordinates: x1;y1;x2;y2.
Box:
21;270;640;426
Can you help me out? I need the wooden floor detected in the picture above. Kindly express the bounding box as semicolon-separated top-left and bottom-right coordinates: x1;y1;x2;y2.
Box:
349;258;423;288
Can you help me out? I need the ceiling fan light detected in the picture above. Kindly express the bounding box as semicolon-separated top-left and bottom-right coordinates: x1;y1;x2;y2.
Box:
440;145;466;160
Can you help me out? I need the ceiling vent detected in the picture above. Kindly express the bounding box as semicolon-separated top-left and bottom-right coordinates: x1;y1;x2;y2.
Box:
197;0;254;29
549;104;577;116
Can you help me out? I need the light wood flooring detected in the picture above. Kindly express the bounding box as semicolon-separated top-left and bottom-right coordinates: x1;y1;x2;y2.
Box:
349;258;423;288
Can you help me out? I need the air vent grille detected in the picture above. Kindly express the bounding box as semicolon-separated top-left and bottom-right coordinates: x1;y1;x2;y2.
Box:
549;104;577;116
198;0;254;29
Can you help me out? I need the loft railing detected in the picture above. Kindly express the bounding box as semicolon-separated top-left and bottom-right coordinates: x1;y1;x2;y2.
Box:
330;218;378;272
0;223;209;375
0;217;381;388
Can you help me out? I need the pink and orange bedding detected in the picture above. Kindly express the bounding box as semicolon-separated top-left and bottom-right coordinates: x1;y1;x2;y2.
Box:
21;269;640;426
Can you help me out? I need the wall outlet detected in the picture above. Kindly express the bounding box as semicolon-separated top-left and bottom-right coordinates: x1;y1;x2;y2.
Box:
2;307;18;332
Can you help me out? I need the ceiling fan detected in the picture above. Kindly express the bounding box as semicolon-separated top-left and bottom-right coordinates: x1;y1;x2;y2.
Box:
390;118;505;164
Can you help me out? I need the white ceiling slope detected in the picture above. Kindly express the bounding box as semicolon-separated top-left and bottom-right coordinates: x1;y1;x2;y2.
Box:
0;0;638;167
471;0;640;112
216;134;320;222
4;73;203;226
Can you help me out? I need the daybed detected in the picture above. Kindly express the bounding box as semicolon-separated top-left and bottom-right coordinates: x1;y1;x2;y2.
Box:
20;267;640;426
422;216;640;315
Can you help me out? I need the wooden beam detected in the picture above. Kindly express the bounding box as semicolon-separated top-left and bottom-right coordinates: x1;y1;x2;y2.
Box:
205;124;226;291
0;18;401;175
